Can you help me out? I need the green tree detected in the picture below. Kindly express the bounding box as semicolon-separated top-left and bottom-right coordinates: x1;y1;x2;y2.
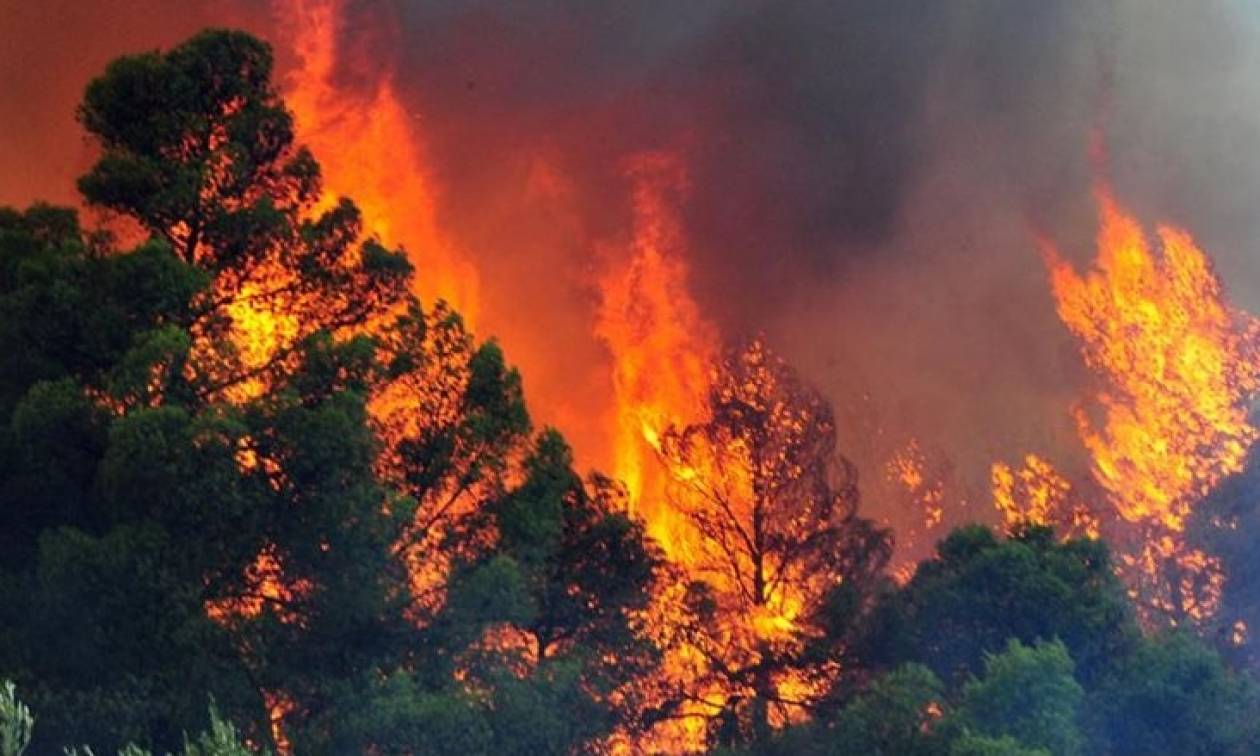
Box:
77;28;410;399
951;640;1083;756
860;525;1137;686
721;645;1076;756
0;29;444;753
822;664;944;756
420;431;661;749
1189;435;1260;668
948;735;1048;756
1085;632;1260;755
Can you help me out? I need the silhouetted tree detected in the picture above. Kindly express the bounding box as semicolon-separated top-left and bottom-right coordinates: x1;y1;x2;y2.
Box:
653;338;891;744
859;525;1138;688
1189;435;1260;668
1085;632;1260;756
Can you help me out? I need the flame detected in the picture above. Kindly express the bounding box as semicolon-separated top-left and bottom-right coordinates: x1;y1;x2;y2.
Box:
263;690;294;755
886;439;945;530
1043;184;1258;622
1044;186;1259;532
595;157;842;748
594;152;718;547
206;548;307;754
279;0;479;323
593;153;721;748
991;454;1100;539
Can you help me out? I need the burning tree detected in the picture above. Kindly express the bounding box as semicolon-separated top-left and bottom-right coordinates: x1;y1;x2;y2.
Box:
0;29;579;752
650;338;891;745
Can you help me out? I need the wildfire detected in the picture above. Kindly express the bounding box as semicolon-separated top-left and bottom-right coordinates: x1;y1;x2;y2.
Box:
592;153;721;749
991;454;1100;539
594;152;718;550
279;0;479;324
594;165;876;747
1043;184;1259;623
887;439;945;530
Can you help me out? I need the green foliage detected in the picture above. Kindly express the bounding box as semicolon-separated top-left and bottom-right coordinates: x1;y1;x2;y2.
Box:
178;705;259;756
861;525;1137;685
824;664;944;756
316;672;492;755
1085;632;1260;755
0;682;33;756
948;735;1049;756
952;639;1083;756
433;431;661;746
77;30;315;271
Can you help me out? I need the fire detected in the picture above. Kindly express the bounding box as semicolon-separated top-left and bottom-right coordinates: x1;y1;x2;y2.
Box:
594;152;718;549
206;548;308;755
1044;186;1259;533
202;3;488;745
593;153;722;748
887;439;945;530
1043;184;1259;622
262;690;294;755
279;0;479;324
595;167;876;746
991;454;1100;539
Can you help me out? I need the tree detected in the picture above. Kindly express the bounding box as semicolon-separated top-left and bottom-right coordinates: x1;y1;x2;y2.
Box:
950;639;1083;756
1189;435;1260;668
652;338;892;744
720;642;1078;756
1;29;440;752
77;29;410;401
860;525;1137;687
370;304;532;623
425;431;662;749
1084;632;1260;756
947;736;1048;756
822;664;944;756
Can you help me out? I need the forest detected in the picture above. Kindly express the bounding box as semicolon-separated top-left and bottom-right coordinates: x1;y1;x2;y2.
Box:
2;27;1260;756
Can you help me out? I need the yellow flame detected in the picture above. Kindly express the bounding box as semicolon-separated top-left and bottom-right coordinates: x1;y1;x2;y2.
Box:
1044;184;1257;623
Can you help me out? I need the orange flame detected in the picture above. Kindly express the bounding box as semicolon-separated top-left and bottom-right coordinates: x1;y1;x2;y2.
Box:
887;439;945;531
595;155;843;749
1044;186;1259;532
593;153;721;748
594;152;718;547
1043;184;1258;622
991;454;1100;539
279;0;479;323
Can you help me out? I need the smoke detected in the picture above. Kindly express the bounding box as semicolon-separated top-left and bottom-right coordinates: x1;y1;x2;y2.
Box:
5;0;1260;534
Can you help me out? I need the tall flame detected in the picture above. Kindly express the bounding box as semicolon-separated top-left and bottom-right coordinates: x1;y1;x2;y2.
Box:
595;155;832;749
1043;184;1259;622
1044;186;1258;532
279;0;479;323
594;152;718;550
